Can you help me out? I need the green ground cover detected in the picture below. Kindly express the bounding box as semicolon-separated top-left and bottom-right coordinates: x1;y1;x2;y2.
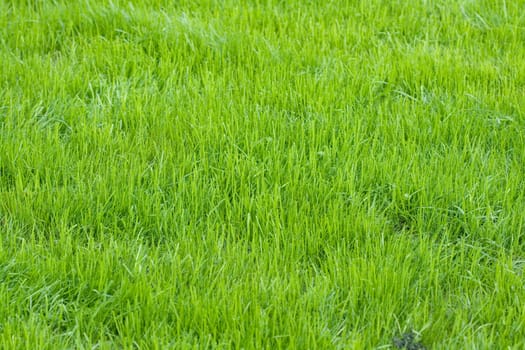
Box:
1;0;525;348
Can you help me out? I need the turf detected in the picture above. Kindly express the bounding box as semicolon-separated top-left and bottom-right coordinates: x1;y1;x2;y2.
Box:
1;0;525;348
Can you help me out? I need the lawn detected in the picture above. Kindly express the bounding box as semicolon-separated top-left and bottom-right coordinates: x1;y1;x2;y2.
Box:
1;0;525;348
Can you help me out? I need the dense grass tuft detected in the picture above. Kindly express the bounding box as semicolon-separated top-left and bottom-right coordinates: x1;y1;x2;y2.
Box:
1;0;525;348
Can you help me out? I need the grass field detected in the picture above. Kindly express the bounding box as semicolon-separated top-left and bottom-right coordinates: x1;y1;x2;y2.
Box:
1;0;525;348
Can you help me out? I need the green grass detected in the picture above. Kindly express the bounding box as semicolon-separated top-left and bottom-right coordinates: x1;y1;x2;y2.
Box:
1;0;525;348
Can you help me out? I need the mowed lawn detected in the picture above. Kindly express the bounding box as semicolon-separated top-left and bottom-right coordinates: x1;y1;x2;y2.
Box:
1;0;525;348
